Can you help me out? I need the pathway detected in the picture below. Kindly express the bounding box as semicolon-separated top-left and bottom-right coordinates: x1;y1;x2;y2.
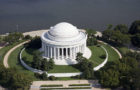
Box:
3;41;29;68
30;80;104;90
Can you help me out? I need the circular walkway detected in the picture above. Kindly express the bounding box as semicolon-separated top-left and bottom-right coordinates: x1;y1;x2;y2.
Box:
3;41;29;68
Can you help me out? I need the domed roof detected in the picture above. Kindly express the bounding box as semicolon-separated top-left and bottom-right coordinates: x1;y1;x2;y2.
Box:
49;22;79;37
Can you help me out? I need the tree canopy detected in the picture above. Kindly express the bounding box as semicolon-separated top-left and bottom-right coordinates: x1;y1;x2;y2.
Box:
129;20;140;34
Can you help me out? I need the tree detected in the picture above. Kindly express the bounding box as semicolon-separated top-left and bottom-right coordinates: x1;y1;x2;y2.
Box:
10;72;32;89
129;20;140;34
102;30;114;40
85;29;96;36
99;69;120;88
49;76;57;80
0;36;3;43
32;51;43;69
87;36;97;46
97;56;139;89
48;58;54;70
106;24;113;30
76;52;84;63
41;72;48;80
111;31;130;45
3;32;24;45
131;34;140;47
41;58;49;71
26;36;41;49
24;35;32;40
114;24;128;34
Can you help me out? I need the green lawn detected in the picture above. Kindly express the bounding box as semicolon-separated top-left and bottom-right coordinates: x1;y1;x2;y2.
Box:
48;65;80;73
8;46;37;80
102;44;119;62
6;41;120;80
19;47;80;73
0;40;25;62
88;46;106;66
88;44;120;67
116;47;130;55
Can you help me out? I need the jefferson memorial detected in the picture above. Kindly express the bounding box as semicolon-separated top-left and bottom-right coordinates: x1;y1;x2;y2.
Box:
41;22;91;65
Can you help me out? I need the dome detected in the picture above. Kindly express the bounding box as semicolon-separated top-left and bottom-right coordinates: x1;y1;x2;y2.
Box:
49;22;79;37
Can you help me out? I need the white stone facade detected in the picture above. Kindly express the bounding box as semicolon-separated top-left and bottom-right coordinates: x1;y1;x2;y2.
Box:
41;22;89;65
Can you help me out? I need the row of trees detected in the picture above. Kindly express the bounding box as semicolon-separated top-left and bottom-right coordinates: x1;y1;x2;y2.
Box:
102;20;140;48
0;64;32;90
0;32;32;46
102;24;130;46
3;32;32;45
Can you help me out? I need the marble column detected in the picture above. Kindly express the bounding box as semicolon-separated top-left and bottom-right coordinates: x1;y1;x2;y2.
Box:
62;48;64;59
50;47;52;58
54;47;56;59
66;48;68;58
70;48;72;59
58;48;60;60
45;46;47;57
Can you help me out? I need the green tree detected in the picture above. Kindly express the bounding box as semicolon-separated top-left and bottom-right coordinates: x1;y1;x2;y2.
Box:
3;32;24;45
10;72;32;89
129;20;140;34
99;69;120;88
114;24;128;34
131;34;140;47
41;73;48;80
76;52;84;63
26;36;41;49
42;58;49;71
32;51;43;69
24;35;32;40
106;24;113;30
102;30;114;40
48;58;54;70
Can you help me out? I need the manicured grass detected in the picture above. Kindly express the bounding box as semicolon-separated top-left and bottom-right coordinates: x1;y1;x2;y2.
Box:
116;47;130;55
0;40;25;62
6;41;120;80
48;65;80;73
102;44;119;62
8;45;37;80
88;45;106;66
40;84;63;87
22;48;80;73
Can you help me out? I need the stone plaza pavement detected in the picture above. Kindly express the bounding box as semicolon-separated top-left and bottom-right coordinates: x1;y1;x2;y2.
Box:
30;80;107;90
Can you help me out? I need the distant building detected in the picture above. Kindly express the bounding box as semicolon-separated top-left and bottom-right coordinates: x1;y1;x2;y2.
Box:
41;22;91;65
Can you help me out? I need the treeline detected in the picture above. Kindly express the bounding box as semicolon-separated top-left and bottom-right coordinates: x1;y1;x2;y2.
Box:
0;64;32;90
0;32;32;45
95;52;140;90
102;20;140;47
95;20;140;90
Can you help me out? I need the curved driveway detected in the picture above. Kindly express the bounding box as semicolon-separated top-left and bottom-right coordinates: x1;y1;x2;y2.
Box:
3;41;29;68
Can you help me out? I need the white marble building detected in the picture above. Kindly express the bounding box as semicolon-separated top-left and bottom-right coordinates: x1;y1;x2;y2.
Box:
41;22;91;65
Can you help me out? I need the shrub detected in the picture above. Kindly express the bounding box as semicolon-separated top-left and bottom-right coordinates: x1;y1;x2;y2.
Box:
100;54;106;59
41;84;63;87
49;76;57;80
